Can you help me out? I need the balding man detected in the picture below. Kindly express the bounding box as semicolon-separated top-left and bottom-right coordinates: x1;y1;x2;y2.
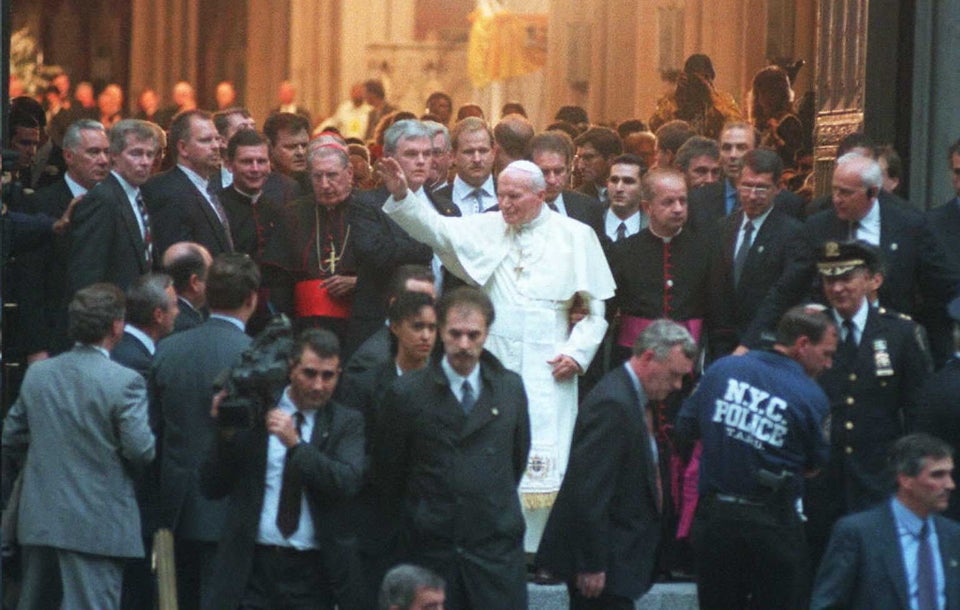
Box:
743;153;960;366
162;242;213;333
379;157;615;555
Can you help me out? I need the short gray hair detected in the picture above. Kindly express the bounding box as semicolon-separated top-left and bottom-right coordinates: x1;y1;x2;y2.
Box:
423;121;450;151
836;152;883;191
379;564;445;610
125;273;174;327
384;120;433;156
633;319;698;360
109;119;159;154
62;119;107;151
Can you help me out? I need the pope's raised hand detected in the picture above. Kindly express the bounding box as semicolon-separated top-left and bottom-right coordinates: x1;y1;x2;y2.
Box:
377;156;409;201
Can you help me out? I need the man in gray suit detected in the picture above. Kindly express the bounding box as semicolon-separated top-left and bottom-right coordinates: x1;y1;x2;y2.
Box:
150;252;260;610
2;283;155;610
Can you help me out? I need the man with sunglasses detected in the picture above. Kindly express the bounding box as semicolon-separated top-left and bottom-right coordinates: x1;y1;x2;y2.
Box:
201;327;364;609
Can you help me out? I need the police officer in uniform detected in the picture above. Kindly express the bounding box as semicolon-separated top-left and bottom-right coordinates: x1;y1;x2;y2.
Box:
805;240;933;568
676;305;836;610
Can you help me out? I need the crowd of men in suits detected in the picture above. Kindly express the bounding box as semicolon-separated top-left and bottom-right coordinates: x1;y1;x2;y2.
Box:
4;70;960;610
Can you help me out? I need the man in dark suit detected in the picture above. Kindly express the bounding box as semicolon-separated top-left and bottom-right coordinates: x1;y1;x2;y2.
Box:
536;320;697;609
917;296;960;521
530;131;605;239
927;137;960;271
2;283;155;610
742;153;960;365
67;119;159;297
143;109;234;257
23;118;110;357
685;122;804;232
150;253;260;610
708;149;803;359
374;287;531;610
812;433;960;610
349;120;457;354
201;328;364;609
263;111;312;196
110;272;177;610
573;127;622;205
432;117;498;215
112;273;179;379
161;241;212;333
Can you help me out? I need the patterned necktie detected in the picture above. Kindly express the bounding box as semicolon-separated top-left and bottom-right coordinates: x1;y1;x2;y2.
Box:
470;188;484;214
643;404;663;513
135;192;153;264
207;183;235;251
461;380;476;413
733;221;754;286
616;222;627;242
917;520;937;610
276;411;305;538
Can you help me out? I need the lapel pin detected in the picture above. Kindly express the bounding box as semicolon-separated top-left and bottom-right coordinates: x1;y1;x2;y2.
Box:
951;559;958;568
757;246;765;254
491;408;499;416
890;243;898;251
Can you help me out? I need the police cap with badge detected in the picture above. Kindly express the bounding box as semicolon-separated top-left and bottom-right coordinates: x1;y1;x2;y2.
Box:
815;240;879;278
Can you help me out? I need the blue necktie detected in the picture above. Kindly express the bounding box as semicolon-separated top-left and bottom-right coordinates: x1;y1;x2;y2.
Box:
461;380;476;413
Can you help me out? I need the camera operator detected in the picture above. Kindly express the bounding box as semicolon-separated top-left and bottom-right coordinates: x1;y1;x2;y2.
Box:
200;327;364;609
675;305;837;610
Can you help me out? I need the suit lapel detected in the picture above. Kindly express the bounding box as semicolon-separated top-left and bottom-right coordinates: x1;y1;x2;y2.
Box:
176;168;230;252
880;504;912;609
110;176;149;272
619;368;660;510
937;515;960;608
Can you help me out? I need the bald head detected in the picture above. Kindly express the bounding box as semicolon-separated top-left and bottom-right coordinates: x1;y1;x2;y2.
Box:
162;241;213;307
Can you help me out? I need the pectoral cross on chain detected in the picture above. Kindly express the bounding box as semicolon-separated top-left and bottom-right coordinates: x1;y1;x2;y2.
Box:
326;240;340;274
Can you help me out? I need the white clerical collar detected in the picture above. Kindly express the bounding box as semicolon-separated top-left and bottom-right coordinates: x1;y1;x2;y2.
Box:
178;163;213;195
123;324;156;355
648;225;682;243
64;172;89;197
232;185;262;205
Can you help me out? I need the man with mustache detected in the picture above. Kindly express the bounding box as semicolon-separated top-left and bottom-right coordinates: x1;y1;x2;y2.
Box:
433;117;498;215
379;157;615;562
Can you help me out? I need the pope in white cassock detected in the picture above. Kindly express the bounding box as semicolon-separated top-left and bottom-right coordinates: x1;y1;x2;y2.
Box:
378;156;615;553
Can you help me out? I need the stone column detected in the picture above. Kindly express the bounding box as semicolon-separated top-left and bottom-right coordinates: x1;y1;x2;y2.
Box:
909;0;960;209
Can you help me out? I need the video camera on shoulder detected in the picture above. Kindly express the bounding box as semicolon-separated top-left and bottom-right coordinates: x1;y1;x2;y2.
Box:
216;315;295;429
